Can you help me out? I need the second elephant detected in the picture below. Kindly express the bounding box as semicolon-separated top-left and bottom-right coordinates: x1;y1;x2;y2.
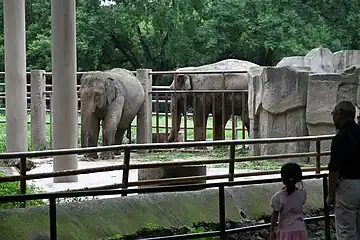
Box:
168;59;259;143
79;68;144;160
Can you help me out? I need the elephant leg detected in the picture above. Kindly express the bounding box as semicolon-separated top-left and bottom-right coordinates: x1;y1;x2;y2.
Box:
213;113;231;149
100;97;124;160
168;96;183;142
242;114;250;138
214;114;224;141
81;113;100;160
193;105;209;149
193;111;209;141
114;128;127;155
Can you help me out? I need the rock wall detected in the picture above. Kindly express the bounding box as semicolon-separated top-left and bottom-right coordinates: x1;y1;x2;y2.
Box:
249;48;360;161
248;66;310;161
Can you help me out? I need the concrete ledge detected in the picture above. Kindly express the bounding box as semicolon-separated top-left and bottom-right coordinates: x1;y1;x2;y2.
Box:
0;179;324;240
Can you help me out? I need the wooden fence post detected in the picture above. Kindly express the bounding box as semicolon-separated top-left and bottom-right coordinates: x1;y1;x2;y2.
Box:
49;93;54;149
136;69;152;153
30;70;46;150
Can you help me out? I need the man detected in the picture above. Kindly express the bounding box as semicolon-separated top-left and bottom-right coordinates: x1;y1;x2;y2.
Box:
327;100;360;239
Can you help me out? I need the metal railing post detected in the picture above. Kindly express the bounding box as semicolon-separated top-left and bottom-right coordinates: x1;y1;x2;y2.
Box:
49;196;57;240
121;149;131;197
315;139;321;174
49;92;53;149
229;144;235;181
219;185;226;240
322;175;331;240
19;156;27;208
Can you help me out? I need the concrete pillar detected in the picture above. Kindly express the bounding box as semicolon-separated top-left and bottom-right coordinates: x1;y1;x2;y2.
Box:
3;0;28;153
30;70;46;151
136;69;152;152
51;0;78;183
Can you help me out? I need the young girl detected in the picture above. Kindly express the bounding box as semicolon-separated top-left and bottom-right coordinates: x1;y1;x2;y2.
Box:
269;162;308;240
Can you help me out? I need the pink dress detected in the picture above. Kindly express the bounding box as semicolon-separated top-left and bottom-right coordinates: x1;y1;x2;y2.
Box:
270;188;308;240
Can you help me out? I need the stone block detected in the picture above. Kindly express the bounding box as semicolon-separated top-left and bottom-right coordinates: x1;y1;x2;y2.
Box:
306;74;340;161
334;50;360;71
304;48;336;73
276;56;305;68
248;66;310;161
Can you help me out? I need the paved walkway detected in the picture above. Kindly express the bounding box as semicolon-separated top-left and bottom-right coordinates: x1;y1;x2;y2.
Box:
27;157;328;199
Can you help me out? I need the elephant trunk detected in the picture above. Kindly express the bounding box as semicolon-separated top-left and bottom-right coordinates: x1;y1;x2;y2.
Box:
168;95;182;142
81;110;94;148
80;94;98;149
80;109;100;159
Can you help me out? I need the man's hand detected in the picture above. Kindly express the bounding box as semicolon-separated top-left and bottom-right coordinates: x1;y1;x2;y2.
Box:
326;195;335;208
269;231;276;240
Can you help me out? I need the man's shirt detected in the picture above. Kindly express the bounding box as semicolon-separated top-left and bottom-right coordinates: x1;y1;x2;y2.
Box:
327;120;360;179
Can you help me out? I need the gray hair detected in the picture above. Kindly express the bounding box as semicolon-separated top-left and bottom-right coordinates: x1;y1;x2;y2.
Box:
333;100;356;119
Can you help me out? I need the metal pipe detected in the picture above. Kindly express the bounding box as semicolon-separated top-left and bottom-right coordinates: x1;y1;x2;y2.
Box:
0;173;328;202
150;70;248;75
121;149;131;197
0;135;335;159
219;185;226;240
49;197;57;240
322;175;331;240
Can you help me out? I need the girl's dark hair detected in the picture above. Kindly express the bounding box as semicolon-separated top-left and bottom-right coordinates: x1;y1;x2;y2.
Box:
281;162;303;195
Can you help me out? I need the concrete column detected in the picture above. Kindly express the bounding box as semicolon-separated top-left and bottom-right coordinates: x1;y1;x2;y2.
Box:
3;0;28;153
51;0;78;183
30;70;46;151
136;69;153;152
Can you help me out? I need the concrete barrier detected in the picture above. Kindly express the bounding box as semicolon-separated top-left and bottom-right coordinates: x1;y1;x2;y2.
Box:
0;179;324;240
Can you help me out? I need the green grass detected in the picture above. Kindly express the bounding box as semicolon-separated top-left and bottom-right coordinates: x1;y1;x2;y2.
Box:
0;173;45;209
0;112;318;171
139;148;315;170
0;112;246;152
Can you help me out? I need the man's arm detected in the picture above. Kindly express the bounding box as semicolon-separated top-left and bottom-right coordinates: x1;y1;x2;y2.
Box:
327;136;342;201
328;171;339;200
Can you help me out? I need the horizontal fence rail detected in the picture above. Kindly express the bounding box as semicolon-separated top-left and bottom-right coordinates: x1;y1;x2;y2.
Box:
0;134;335;158
0;69;251;149
0;173;333;240
0;135;334;204
0;69;254;151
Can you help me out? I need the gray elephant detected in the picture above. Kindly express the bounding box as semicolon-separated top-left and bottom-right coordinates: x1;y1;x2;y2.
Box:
168;59;259;143
79;68;144;160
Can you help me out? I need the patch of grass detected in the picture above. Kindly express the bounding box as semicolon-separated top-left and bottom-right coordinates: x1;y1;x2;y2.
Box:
0;112;246;153
135;147;319;171
0;173;45;209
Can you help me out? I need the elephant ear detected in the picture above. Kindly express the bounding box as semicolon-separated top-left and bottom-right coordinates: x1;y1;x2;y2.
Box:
174;74;187;89
105;77;118;105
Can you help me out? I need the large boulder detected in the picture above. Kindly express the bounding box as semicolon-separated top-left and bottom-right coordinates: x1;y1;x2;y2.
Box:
333;50;360;71
306;67;360;160
248;66;310;161
248;48;360;163
277;48;360;73
306;74;340;159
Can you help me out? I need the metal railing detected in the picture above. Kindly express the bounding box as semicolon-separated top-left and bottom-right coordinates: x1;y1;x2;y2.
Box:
0;173;333;240
0;134;334;202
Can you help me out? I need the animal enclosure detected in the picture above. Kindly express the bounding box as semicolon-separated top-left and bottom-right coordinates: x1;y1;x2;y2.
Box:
0;70;249;151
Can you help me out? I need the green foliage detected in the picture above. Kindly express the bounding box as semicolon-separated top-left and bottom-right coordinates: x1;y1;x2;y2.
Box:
0;173;45;209
0;0;356;81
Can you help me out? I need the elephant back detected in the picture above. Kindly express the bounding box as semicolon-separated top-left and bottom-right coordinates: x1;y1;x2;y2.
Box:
107;68;136;78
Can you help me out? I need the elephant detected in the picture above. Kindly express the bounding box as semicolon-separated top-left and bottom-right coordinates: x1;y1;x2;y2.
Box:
167;59;259;144
79;68;145;160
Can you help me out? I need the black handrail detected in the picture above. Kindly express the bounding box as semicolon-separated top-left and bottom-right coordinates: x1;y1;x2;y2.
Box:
0;173;331;240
